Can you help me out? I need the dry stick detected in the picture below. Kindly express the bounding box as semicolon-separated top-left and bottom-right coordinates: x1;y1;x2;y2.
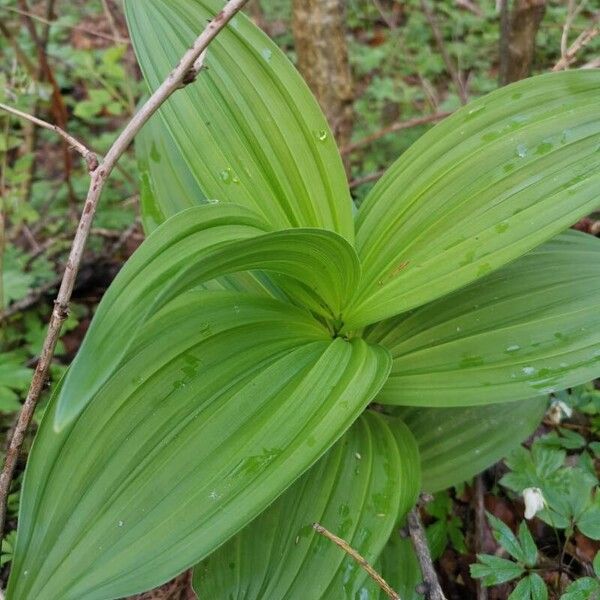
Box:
474;476;488;600
552;18;600;71
0;0;249;545
420;0;468;105
313;523;400;600
349;169;385;189
0;4;128;45
0;102;99;172
407;501;447;600
341;112;451;155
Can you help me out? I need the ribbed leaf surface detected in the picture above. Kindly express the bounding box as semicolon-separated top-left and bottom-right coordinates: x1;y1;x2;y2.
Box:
347;71;600;328
395;398;546;493
125;0;353;239
193;411;419;599
8;292;391;600
369;231;600;406
136;112;206;233
55;204;360;427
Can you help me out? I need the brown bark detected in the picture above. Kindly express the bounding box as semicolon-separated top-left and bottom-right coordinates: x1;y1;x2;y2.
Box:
291;0;354;150
499;0;547;85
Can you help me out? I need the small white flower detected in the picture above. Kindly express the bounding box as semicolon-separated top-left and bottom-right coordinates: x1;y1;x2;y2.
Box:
547;399;573;424
523;487;546;520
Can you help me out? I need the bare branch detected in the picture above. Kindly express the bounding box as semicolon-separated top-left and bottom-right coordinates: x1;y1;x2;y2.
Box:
349;169;385;189
0;4;129;45
0;0;249;546
313;522;400;599
0;102;99;172
474;476;489;600
341;112;451;155
407;497;447;600
420;0;468;104
553;16;599;71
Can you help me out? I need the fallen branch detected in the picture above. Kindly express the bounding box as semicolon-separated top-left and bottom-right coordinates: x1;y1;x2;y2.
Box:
313;522;400;599
0;102;98;172
0;0;249;545
341;112;450;155
407;496;447;600
474;476;489;600
553;17;600;71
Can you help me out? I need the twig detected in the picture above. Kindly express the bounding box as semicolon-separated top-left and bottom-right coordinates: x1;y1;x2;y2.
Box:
349;169;385;189
420;0;468;104
407;497;447;600
474;476;488;600
313;522;400;599
0;0;249;546
0;102;99;172
341;112;451;155
553;16;600;71
0;4;130;45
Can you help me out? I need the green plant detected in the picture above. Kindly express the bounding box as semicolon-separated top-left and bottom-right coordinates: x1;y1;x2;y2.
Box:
6;0;600;598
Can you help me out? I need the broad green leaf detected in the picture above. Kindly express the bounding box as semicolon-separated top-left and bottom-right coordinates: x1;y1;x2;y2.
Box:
193;411;415;599
561;577;600;600
508;574;548;600
346;70;600;328
368;231;600;406
8;291;391;600
376;530;424;600
486;513;526;564
54;204;360;427
471;555;524;586
136;111;206;233
125;0;353;239
385;417;421;519
518;522;538;567
395;398;546;493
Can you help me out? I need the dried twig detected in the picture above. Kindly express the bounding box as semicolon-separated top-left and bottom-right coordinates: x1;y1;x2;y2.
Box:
0;4;129;45
341;112;451;155
420;0;468;104
553;16;599;71
0;0;249;545
0;102;99;171
407;496;447;600
474;476;489;600
349;169;385;189
313;522;400;599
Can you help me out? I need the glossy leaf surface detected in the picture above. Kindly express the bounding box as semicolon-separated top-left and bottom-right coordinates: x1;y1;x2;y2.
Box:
136;112;206;233
347;71;600;328
395;398;547;493
125;0;353;239
8;291;391;600
55;204;360;427
193;410;418;599
369;231;600;406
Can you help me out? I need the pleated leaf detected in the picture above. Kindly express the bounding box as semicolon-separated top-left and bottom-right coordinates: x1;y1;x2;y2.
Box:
346;71;600;328
8;291;391;600
193;410;419;599
395;398;547;493
136;111;206;233
54;204;360;427
125;0;353;239
368;231;600;407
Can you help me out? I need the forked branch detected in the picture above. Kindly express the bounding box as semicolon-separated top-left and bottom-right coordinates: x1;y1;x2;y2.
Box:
0;0;249;545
